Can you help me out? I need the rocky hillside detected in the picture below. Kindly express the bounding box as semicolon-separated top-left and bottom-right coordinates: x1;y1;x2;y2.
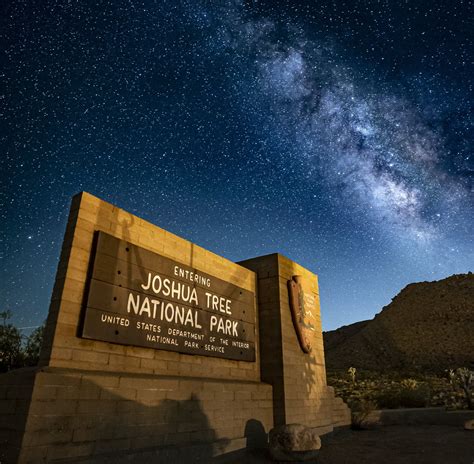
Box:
324;273;474;372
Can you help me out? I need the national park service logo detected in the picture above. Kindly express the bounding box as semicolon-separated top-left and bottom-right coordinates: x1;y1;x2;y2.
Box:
288;275;315;353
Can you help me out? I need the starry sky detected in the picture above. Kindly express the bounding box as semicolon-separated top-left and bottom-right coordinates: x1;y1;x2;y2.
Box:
2;0;473;333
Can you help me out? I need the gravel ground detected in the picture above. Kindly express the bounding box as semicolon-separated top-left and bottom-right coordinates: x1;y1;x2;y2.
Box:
217;425;474;464
317;425;474;464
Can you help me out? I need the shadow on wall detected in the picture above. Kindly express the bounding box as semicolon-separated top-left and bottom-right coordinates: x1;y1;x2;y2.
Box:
89;194;258;367
11;372;269;464
295;271;325;425
27;196;271;463
287;262;319;398
0;368;37;464
303;349;318;397
283;261;330;430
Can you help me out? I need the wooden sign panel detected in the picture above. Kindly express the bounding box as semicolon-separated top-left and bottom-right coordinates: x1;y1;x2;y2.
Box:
82;232;256;361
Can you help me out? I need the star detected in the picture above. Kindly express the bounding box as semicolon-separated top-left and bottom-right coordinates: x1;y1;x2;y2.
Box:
1;0;472;332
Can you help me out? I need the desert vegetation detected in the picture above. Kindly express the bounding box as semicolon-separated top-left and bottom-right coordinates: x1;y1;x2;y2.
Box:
0;310;44;372
327;367;474;413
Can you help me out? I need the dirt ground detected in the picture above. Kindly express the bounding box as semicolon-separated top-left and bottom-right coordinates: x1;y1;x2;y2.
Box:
317;425;474;464
217;425;474;464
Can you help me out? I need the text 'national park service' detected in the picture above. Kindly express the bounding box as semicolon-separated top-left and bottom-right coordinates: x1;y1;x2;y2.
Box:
82;232;256;361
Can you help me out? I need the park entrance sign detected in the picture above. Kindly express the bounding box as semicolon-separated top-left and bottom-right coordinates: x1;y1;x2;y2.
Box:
0;192;349;464
82;232;256;361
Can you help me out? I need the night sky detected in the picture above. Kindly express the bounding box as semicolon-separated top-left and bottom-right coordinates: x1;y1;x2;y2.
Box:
2;0;473;333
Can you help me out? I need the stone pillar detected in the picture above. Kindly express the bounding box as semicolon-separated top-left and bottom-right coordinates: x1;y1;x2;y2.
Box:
240;254;350;433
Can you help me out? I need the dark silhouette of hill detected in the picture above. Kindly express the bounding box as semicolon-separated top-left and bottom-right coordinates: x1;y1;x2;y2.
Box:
324;273;474;372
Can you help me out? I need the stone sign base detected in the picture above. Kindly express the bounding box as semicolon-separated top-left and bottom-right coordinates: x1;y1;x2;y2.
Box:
1;366;347;463
1;366;273;463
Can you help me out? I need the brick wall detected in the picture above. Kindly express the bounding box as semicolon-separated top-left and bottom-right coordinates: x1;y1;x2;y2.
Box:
1;192;348;463
0;370;36;464
240;254;350;432
1;367;272;463
41;192;261;382
1;192;273;464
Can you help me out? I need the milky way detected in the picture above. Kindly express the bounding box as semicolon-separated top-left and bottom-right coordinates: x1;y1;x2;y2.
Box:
1;0;473;332
214;4;472;242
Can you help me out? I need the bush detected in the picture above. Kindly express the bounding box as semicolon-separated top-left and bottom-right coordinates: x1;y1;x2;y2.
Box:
400;378;418;390
0;311;44;372
400;383;430;408
0;323;23;372
327;369;437;410
23;325;44;367
375;383;429;409
349;399;377;430
450;368;473;410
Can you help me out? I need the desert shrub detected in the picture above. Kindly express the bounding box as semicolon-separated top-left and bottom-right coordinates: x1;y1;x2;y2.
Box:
0;311;44;372
327;368;474;411
451;368;473;410
348;399;377;430
399;383;430;407
374;389;401;409
0;323;23;372
400;378;418;390
23;325;44;367
375;381;429;409
327;369;442;410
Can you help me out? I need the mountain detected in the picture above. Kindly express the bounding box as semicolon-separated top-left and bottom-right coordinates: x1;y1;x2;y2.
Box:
323;273;474;372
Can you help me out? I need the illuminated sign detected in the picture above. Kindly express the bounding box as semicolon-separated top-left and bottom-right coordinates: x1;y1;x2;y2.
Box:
82;232;255;361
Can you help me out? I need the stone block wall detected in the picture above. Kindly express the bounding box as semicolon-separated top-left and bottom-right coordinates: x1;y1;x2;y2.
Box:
41;192;261;382
0;370;36;464
240;254;350;432
1;192;273;463
1;367;272;464
1;192;349;463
